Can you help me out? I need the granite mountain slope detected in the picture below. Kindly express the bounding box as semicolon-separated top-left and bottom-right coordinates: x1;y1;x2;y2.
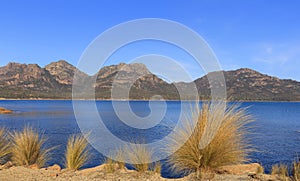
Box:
0;61;299;101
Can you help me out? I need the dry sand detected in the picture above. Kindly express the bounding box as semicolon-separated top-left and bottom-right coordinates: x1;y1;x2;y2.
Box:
0;164;283;181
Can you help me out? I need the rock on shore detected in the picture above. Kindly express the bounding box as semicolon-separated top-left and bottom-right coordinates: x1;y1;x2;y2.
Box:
0;107;12;114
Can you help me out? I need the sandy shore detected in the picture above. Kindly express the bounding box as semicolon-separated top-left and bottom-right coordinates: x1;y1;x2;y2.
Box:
0;164;283;181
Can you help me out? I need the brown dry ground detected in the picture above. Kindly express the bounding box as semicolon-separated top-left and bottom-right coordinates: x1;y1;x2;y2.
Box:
0;163;286;181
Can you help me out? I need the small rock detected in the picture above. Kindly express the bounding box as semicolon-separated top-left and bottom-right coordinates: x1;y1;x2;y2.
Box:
0;161;14;170
0;107;13;114
29;164;39;170
217;163;261;175
49;173;59;177
78;165;106;175
47;164;61;172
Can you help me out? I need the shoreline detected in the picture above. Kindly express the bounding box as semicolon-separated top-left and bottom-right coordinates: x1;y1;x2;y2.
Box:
0;162;279;181
0;98;300;103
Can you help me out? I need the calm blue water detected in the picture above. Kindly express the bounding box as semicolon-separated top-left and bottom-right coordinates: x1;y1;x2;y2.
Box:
0;100;300;177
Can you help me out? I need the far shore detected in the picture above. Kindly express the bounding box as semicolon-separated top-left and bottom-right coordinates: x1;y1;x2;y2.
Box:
0;98;300;103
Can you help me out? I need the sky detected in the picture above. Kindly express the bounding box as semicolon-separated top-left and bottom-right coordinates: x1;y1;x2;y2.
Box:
0;0;300;82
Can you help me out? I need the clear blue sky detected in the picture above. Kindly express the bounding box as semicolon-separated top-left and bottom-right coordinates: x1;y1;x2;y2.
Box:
1;0;300;81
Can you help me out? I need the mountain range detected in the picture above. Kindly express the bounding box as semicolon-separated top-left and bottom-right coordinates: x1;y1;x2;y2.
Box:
0;60;299;101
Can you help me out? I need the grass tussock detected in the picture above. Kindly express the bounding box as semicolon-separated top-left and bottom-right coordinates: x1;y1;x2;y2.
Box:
256;165;264;174
123;142;152;172
0;128;11;163
271;164;279;175
153;161;161;174
115;150;126;170
103;157;118;173
166;102;253;174
11;126;50;167
119;141;161;173
64;134;90;170
293;160;300;181
271;163;289;180
103;150;125;173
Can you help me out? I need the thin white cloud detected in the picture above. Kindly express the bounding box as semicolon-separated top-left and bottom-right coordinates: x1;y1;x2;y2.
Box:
252;42;300;66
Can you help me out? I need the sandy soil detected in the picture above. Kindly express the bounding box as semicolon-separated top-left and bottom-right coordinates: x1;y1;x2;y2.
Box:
0;165;284;181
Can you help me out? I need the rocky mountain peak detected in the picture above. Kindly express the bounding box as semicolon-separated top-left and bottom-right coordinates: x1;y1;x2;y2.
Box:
235;68;258;73
0;62;60;95
117;63;150;75
45;60;87;85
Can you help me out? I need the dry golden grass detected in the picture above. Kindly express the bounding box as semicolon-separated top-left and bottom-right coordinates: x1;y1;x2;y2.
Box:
123;142;152;172
103;157;118;173
11;126;50;167
119;141;161;173
293;161;300;181
153;161;161;174
279;164;289;178
271;163;289;180
256;165;264;174
114;150;126;170
166;102;253;174
102;150;125;173
271;164;279;175
0;128;11;163
64;134;90;170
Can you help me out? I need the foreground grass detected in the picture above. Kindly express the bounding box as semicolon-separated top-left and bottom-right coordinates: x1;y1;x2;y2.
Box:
64;134;90;170
271;163;289;180
166;102;253;175
11;126;50;167
108;141;161;173
293;160;300;181
0;128;11;163
123;142;153;172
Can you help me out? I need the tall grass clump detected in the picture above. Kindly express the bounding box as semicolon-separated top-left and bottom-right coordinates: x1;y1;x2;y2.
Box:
103;157;118;173
120;141;161;173
103;150;125;173
11;126;50;167
0;128;11;164
256;164;264;174
166;102;253;175
271;163;288;180
64;134;90;170
293;160;300;181
271;164;279;175
123;142;152;172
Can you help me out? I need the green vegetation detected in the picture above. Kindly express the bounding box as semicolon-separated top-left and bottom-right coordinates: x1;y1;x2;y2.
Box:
166;102;253;175
64;134;90;170
11;126;50;167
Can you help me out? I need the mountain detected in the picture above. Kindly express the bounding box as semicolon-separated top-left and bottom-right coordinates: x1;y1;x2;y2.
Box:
194;68;300;101
45;60;88;85
0;62;64;98
0;60;300;101
93;63;179;99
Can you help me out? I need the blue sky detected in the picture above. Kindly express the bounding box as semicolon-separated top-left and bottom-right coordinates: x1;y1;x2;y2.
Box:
0;0;300;82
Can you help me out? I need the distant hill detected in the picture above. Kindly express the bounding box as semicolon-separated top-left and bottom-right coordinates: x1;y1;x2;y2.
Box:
194;68;300;101
0;60;299;101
